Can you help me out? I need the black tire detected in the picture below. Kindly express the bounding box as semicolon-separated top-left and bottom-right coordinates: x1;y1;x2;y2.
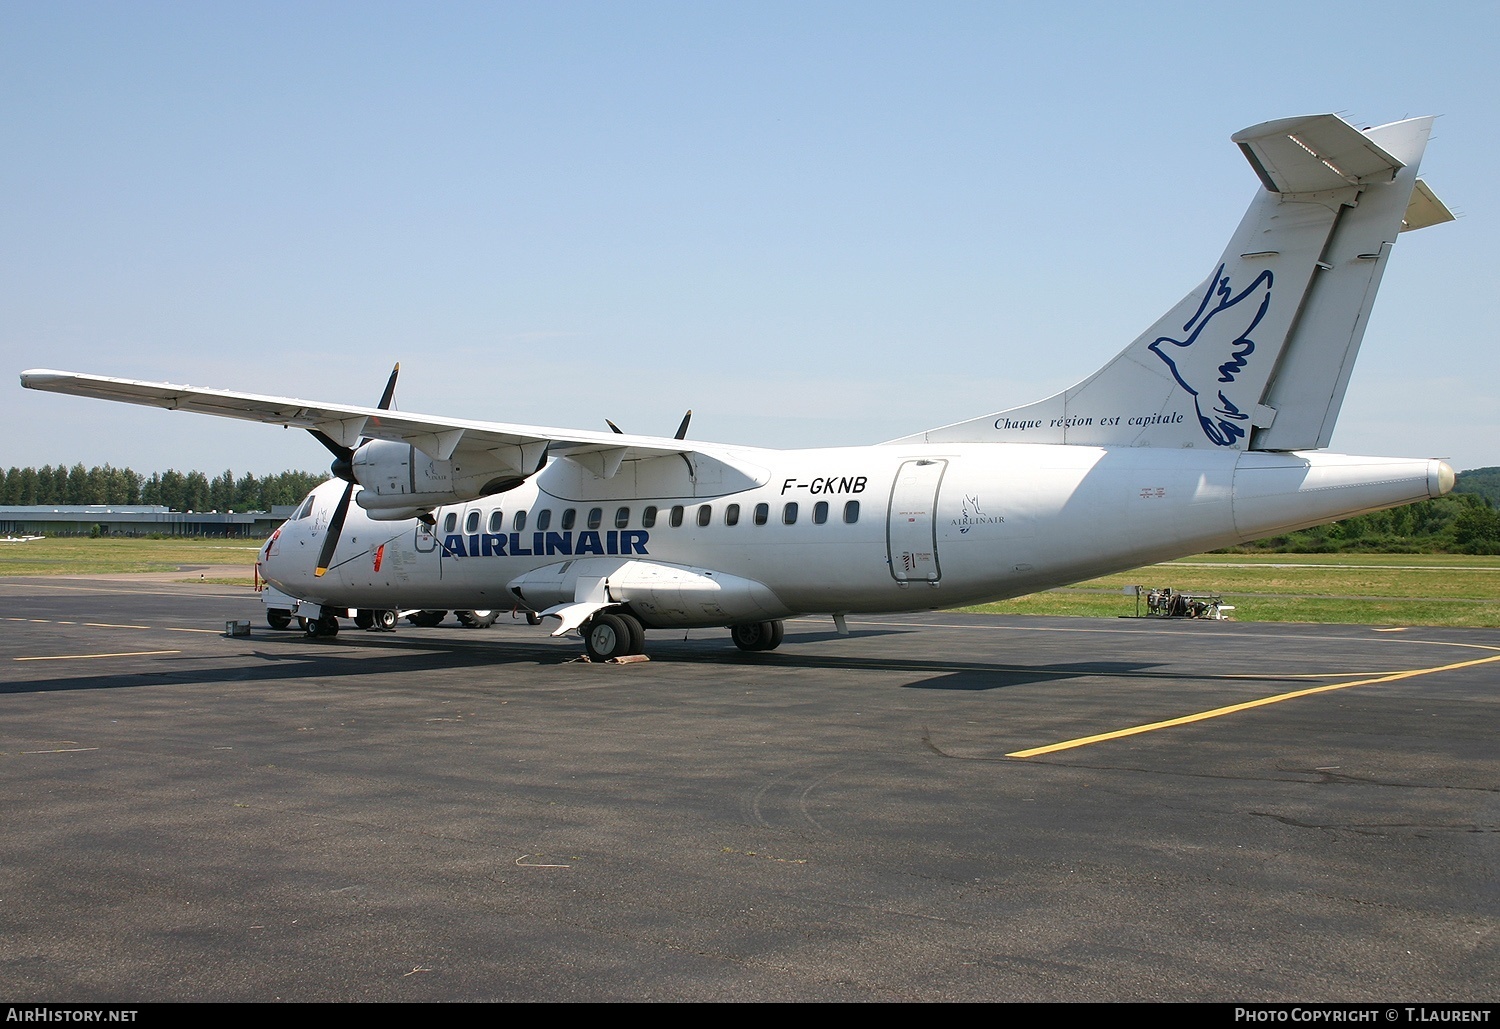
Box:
583;613;632;661
762;619;785;651
318;615;340;637
615;611;646;655
731;622;770;651
267;610;291;630
525;611;543;626
375;609;398;631
456;609;498;629
354;610;374;630
408;610;447;628
304;617;322;638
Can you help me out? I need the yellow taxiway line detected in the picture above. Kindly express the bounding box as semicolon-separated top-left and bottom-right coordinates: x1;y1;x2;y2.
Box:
1008;652;1500;758
13;650;182;662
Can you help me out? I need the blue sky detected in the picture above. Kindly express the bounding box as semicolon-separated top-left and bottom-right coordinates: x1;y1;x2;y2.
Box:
4;1;1497;476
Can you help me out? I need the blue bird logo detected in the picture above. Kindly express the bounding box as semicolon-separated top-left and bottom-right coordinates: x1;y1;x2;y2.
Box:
1147;264;1274;446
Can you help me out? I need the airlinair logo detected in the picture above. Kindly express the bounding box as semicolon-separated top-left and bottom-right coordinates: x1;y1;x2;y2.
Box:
952;493;1004;534
1147;263;1274;447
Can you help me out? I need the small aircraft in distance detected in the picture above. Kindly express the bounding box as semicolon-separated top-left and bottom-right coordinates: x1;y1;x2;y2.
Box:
1;535;46;543
22;112;1457;660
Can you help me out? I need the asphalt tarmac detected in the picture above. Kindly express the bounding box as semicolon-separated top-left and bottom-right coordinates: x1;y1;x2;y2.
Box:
1;574;1496;1002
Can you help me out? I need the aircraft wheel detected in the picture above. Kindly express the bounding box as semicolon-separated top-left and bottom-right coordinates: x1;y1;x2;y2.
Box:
266;610;291;630
304;614;339;638
354;610;374;630
583;613;632;661
456;609;498;628
374;609;398;631
730;622;765;651
762;619;785;651
526;611;542;626
731;621;782;652
615;611;646;655
408;610;447;627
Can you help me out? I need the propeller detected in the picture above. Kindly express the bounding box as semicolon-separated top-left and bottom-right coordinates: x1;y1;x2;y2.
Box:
604;410;692;440
312;363;399;577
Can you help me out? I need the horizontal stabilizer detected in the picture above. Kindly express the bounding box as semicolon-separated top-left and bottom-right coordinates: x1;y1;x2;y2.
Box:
1402;178;1455;232
1233;114;1403;194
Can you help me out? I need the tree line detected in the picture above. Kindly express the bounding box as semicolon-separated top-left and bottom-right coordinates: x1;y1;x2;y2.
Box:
1232;489;1500;555
1;464;328;513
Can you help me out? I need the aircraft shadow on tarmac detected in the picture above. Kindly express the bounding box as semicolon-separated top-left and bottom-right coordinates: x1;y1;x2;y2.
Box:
0;625;1171;697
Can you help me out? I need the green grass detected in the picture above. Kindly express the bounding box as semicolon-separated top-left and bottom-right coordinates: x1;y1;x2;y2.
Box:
963;554;1500;628
0;537;261;577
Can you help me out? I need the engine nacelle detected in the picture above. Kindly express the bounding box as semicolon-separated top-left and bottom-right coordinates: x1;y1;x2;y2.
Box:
351;439;532;516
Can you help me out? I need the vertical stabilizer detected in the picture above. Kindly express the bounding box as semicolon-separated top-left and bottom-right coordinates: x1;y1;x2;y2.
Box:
894;114;1453;450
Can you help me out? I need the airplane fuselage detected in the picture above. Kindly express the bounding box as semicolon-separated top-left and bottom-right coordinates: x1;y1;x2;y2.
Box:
260;441;1449;627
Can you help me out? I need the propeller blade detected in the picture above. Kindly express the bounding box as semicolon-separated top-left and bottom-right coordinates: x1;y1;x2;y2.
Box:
674;410;693;440
308;429;353;463
376;362;400;411
314;481;355;578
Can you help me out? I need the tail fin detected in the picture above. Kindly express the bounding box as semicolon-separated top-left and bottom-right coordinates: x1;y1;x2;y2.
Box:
896;114;1453;450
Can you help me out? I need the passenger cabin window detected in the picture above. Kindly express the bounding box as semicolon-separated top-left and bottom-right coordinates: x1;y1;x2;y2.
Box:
513;510;526;532
844;500;860;523
783;502;798;525
561;508;577;530
443;511;457;534
488;510;504;533
536;509;552;531
697;504;712;527
587;508;603;530
465;510;481;534
669;505;684;528
753;503;769;526
814;501;829;524
642;506;657;528
615;507;630;529
725;504;740;526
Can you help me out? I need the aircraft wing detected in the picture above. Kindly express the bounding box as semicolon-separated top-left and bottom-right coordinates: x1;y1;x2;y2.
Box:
19;369;695;473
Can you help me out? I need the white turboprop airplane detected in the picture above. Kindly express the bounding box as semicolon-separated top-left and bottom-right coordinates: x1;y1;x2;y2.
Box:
22;112;1457;660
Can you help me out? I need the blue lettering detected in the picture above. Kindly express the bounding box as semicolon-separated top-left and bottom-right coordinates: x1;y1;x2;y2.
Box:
439;529;651;558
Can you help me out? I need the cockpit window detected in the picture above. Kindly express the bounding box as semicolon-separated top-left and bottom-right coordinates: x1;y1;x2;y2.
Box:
291;496;315;521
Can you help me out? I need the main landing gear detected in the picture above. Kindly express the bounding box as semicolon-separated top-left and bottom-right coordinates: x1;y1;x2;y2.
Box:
353;609;399;631
304;614;341;638
730;620;785;652
581;611;646;661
